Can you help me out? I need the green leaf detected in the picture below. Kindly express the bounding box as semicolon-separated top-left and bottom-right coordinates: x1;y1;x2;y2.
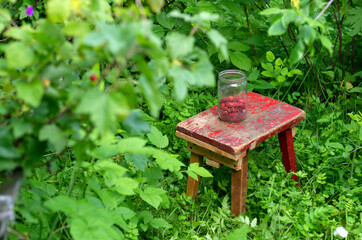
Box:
281;10;296;27
44;196;78;216
156;12;175;29
228;41;249;52
207;29;228;60
46;0;72;23
224;225;250;240
251;80;276;90
187;163;213;180
319;35;333;54
287;69;303;77
116;207;136;220
247;68;260;81
266;51;275;62
5;42;34;69
277;75;286;82
147;0;164;13
113;177;139;195
117;137;154;155
139;74;164;118
345;7;362;35
39;124;66;152
139;187;166;209
299;25;316;46
15;80;44;107
281;67;288;76
259;8;282;16
147;126;169;149
0;126;20;159
63;21;90;37
230;52;251;71
11;118;33;138
268;19;287;36
191;54;216;87
76;90;129;135
94;160;128;179
289;40;304;65
124;153;149;171
275;58;283;66
326;142;344;150
154;151;185;172
169;66;194;102
150;218;172;229
166;32;195;59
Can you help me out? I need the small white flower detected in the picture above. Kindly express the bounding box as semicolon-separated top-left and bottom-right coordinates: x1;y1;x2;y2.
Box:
334;226;348;238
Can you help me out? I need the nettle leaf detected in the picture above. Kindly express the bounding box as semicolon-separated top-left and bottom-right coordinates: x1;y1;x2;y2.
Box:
251;80;276;90
187;163;213;181
117;137;155;155
76;89;129;136
15;79;44;107
207;29;228;60
166;32;195;59
124;153;149;171
147;126;169;149
113;177;139;195
44;196;78;216
39;124;66;152
94;160;128;179
139;187;166;209
5;42;34;69
150;218;172;229
154;151;185;172
230;52;251;71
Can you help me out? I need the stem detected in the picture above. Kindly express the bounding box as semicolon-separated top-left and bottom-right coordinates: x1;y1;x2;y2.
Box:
315;0;335;20
244;4;255;53
351;35;356;73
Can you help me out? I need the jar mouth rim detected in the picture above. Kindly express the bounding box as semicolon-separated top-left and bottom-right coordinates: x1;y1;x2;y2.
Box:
218;69;246;82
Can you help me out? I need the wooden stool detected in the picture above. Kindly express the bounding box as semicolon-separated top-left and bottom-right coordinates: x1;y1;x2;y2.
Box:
176;92;305;217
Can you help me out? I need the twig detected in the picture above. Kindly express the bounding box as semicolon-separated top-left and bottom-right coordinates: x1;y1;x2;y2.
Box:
315;0;335;20
162;0;175;9
342;147;362;158
314;42;329;67
244;4;255;53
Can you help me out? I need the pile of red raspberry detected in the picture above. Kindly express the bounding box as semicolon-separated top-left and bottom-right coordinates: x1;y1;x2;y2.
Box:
219;95;246;122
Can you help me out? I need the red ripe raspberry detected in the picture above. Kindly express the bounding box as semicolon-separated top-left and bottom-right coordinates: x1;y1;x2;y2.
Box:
90;74;98;82
228;96;234;101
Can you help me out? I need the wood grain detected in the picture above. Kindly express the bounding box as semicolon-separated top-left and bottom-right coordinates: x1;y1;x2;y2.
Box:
186;152;204;199
187;142;244;170
206;158;222;168
231;154;248;217
278;129;298;182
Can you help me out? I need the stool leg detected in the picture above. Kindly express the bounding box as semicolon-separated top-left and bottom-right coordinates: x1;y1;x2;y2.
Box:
186;152;203;199
278;129;298;182
231;154;248;217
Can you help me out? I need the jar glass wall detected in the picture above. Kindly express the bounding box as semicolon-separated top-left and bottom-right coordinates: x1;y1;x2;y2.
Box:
218;70;247;123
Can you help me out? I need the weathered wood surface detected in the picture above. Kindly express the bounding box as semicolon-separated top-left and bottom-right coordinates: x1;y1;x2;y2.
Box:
176;131;246;160
231;154;248;217
186;152;203;199
187;142;245;170
278;129;298;182
177;92;306;155
206;158;222;168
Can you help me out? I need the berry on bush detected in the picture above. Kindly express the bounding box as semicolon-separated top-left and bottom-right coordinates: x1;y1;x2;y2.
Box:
90;74;98;82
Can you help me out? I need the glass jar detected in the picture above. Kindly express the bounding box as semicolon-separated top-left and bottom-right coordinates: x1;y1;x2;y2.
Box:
218;70;247;123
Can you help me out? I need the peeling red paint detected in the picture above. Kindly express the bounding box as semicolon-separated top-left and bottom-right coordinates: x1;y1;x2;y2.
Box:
176;92;306;154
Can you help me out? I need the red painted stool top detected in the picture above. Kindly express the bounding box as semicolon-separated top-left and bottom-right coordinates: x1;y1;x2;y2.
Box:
176;92;305;155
